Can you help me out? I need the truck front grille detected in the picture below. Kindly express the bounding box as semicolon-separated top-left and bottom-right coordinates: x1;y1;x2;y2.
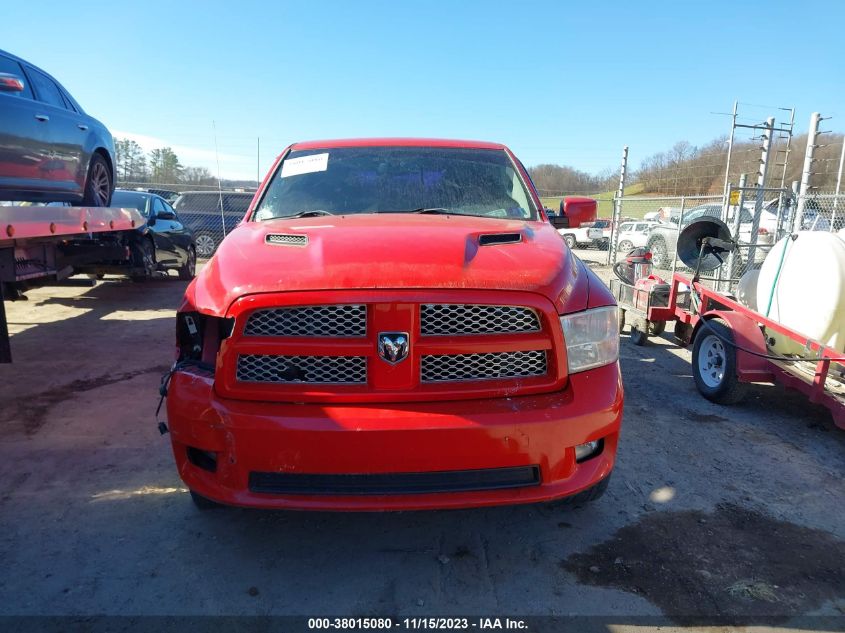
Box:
244;305;366;337
237;354;367;384
420;304;540;335
421;350;547;382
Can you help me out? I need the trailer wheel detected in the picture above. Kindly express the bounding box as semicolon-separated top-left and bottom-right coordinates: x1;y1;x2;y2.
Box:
617;308;626;334
629;319;648;346
692;319;747;405
648;320;666;336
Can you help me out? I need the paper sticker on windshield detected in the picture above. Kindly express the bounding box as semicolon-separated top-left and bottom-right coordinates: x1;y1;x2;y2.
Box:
281;153;329;178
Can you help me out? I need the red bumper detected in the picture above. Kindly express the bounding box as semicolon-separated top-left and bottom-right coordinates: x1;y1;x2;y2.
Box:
165;362;623;510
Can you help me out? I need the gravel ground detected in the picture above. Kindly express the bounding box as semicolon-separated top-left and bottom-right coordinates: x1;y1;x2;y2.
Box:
1;256;843;630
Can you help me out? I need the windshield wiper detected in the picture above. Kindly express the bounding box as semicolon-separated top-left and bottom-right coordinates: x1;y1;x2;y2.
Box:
378;207;487;216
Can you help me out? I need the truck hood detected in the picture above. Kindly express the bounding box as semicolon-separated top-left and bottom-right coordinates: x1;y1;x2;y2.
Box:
185;214;592;316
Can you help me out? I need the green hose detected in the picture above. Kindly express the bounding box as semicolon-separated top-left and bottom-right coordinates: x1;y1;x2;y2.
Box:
764;235;793;318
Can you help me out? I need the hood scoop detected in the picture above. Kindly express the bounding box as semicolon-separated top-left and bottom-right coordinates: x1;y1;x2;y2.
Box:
478;232;522;246
266;233;308;247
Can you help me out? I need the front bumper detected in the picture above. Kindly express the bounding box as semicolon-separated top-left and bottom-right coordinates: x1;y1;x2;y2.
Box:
165;362;623;510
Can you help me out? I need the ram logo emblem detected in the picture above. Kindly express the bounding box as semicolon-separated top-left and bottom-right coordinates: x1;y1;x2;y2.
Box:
377;332;409;364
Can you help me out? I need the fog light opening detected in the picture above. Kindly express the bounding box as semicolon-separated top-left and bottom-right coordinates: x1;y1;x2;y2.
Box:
574;439;604;463
186;446;218;473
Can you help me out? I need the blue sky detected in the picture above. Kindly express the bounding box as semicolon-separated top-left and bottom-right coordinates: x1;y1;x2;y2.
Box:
4;0;844;180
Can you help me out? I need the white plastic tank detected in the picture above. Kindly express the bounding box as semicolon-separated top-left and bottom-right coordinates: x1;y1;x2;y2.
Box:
736;268;759;312
756;231;845;356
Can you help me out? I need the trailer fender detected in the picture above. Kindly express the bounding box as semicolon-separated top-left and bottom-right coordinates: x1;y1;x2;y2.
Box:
692;310;774;382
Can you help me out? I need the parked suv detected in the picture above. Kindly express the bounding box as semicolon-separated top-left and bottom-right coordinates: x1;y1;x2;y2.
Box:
616;220;661;252
166;138;623;511
0;49;115;206
172;191;253;257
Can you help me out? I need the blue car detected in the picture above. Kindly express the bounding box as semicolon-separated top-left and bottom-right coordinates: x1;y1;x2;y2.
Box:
0;49;115;206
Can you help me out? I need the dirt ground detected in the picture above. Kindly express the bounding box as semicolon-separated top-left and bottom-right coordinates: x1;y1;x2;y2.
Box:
1;251;844;630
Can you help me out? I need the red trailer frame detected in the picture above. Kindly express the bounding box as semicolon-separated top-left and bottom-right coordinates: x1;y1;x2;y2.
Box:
653;274;844;429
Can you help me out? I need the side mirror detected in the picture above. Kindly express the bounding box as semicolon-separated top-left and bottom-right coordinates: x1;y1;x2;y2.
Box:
157;210;176;220
0;73;25;93
560;196;598;228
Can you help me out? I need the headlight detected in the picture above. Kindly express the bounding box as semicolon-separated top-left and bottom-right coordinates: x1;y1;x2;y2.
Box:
559;306;619;373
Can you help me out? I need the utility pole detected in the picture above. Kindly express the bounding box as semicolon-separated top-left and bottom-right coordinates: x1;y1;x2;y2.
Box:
723;100;738;197
793;112;821;233
608;146;628;265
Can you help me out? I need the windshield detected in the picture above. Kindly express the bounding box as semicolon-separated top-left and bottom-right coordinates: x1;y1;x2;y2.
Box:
253;146;538;221
111;191;150;216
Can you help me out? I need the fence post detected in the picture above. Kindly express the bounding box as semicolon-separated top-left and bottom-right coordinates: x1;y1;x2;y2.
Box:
835;136;845;216
726;174;747;291
671;196;686;277
747;117;774;267
793;112;820;233
608;146;628;265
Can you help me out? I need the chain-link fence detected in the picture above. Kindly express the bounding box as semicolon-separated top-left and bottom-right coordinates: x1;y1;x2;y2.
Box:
607;189;845;295
116;182;257;258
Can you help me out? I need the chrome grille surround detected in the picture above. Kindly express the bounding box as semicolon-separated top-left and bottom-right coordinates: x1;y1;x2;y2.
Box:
237;354;367;384
421;350;547;383
420;304;540;336
244;305;366;337
266;233;308;247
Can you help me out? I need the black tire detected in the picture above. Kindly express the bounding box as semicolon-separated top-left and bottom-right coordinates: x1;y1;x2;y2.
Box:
190;490;222;510
81;154;113;207
194;232;217;259
618;240;633;253
178;247;196;281
545;475;611;510
617;308;626;334
649;236;670;269
648;320;666;336
563;234;576;249
130;238;156;282
691;319;747;405
630;319;648;346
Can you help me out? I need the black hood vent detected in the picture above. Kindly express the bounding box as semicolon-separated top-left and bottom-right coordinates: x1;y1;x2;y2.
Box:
479;233;522;246
266;233;308;247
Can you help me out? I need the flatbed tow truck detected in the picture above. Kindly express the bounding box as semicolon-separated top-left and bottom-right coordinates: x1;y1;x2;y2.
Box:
0;204;146;363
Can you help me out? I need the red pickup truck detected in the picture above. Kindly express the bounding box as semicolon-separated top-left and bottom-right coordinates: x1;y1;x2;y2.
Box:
165;138;623;511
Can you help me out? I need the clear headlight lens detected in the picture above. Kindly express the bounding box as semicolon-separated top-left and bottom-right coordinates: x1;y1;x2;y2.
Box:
559;306;619;373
